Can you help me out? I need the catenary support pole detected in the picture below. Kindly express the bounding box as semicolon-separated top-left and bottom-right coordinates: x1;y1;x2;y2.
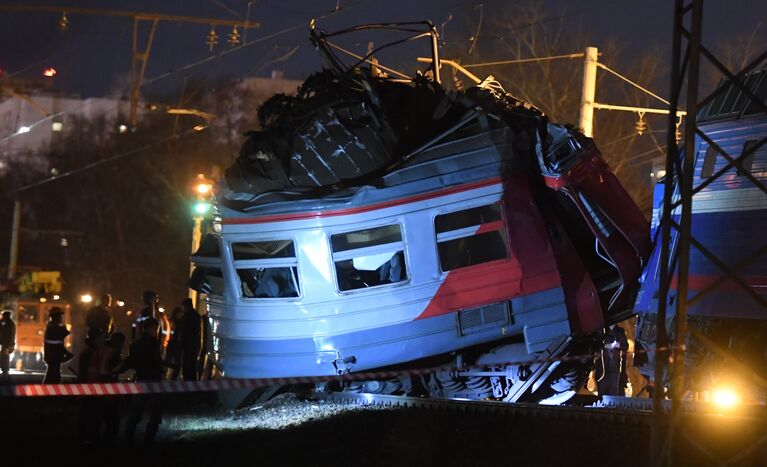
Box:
579;46;598;137
7;200;21;280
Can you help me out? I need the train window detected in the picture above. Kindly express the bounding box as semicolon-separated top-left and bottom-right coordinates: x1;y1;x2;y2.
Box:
738;139;759;176
435;203;508;272
18;305;39;322
331;225;408;292
700;146;718;178
188;267;226;297
237;267;299;298
192;234;221;258
232;240;300;298
232;240;295;260
744;73;767;116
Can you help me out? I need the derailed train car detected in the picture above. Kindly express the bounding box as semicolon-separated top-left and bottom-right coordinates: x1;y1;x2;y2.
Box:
190;23;649;403
634;66;767;400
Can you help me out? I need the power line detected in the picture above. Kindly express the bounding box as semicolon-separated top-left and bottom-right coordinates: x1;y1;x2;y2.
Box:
10;126;200;195
141;3;363;88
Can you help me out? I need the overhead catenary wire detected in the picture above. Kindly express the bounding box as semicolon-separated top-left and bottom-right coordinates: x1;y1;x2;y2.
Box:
142;2;363;88
9;126;201;195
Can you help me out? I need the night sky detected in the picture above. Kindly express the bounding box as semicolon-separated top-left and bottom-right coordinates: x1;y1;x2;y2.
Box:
0;0;765;99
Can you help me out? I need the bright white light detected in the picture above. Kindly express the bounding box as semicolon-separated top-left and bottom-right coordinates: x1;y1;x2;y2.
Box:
39;297;47;303
18;126;30;134
118;124;128;133
712;387;740;408
656;169;667;178
159;307;165;313
52;295;60;300
195;183;212;195
116;300;125;307
80;293;93;304
51;121;63;132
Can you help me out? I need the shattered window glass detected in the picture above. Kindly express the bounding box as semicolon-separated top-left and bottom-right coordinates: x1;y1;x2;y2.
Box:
232;240;300;299
237;267;299;298
331;225;408;292
435;203;508;272
188;267;226;296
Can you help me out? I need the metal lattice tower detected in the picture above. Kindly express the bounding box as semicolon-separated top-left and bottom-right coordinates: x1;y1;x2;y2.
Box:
652;0;767;464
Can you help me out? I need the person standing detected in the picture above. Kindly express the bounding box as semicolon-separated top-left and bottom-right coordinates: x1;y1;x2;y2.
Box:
43;306;74;384
117;317;164;446
131;290;159;342
85;293;114;347
0;310;16;381
177;298;202;381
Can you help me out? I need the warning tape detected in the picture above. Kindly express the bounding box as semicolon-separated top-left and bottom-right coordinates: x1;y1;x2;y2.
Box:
0;344;678;398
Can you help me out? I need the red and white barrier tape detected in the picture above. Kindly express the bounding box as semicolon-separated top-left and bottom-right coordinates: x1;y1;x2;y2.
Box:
0;344;677;398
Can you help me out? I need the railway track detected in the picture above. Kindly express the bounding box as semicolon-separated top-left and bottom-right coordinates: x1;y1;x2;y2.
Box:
309;391;767;425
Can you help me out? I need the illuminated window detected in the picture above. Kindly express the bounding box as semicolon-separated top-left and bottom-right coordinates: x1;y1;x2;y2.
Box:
331;225;408;292
18;305;39;322
232;240;299;298
700;146;717;179
435;203;508;272
51;121;63;132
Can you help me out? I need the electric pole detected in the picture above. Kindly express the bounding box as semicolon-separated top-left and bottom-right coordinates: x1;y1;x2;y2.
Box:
579;46;598;138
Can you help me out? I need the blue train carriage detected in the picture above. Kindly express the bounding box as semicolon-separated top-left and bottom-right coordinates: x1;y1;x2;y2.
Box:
188;22;650;403
634;66;767;401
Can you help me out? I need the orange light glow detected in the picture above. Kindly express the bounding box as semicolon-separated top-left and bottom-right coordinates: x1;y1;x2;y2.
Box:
43;67;57;77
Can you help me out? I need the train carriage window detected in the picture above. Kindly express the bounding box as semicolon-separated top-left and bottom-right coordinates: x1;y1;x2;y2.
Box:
18;305;39;322
435;203;508;272
700;145;718;179
188;267;226;297
232;240;300;298
738;139;760;176
331;225;408;292
744;73;767;116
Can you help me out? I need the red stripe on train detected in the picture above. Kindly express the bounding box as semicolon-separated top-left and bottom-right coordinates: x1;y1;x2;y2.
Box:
222;177;502;225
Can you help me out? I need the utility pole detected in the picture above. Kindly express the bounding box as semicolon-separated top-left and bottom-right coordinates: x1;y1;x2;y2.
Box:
579;46;598;138
8;201;21;280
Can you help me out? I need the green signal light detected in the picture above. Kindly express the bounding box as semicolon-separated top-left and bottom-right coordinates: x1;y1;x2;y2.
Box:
194;202;211;215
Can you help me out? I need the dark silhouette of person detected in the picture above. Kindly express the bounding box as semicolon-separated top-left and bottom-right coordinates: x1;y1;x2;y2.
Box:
131;290;159;342
177;298;202;381
598;324;630;396
43;306;74;384
0;310;16;381
117;317;164;446
165;306;184;380
85;293;114;348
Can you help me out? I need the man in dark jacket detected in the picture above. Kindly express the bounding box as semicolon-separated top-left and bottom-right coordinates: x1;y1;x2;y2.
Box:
131;290;159;342
177;298;202;381
43;306;74;384
117;316;164;446
0;310;15;381
85;293;114;347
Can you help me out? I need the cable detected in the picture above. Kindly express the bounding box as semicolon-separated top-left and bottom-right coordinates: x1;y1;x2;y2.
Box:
463;52;584;69
9;126;200;195
596;62;670;106
141;2;364;88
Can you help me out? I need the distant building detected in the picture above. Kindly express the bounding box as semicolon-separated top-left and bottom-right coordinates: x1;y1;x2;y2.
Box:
0;74;302;156
0;93;130;156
